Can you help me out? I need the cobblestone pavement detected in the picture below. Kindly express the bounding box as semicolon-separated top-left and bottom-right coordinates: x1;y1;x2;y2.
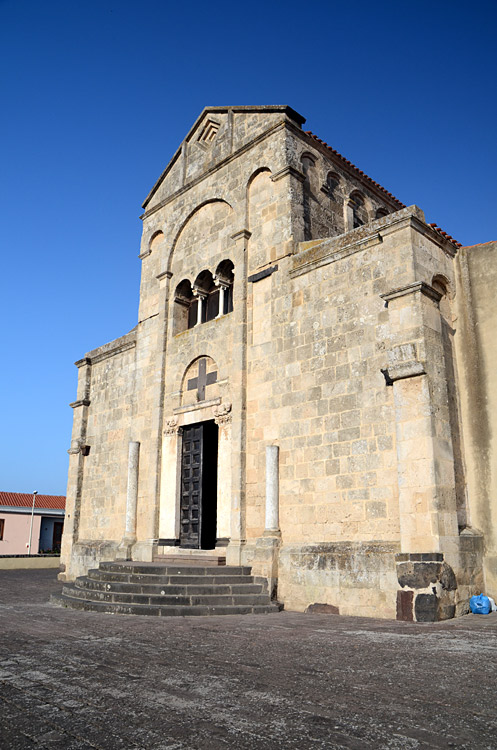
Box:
1;569;497;750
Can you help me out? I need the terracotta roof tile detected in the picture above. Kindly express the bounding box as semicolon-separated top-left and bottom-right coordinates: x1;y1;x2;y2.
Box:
0;492;66;510
304;130;405;208
304;130;461;248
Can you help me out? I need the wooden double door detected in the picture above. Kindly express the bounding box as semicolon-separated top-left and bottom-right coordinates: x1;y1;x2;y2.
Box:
179;420;218;549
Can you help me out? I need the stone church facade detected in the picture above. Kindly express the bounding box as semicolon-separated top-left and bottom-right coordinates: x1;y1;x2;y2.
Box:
60;106;497;621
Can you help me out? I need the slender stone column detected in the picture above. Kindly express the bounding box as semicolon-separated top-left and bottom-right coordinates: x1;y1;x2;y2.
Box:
117;441;140;560
125;441;140;539
217;283;227;317
193;289;206;325
265;445;280;532
252;445;281;599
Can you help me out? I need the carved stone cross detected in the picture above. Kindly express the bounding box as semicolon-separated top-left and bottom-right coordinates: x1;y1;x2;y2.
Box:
187;358;217;401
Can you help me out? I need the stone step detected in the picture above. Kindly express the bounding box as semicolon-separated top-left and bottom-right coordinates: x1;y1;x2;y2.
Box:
98;562;251;576
154;554;226;566
52;593;282;617
75;577;266;596
53;561;282;618
62;585;273;607
87;570;260;587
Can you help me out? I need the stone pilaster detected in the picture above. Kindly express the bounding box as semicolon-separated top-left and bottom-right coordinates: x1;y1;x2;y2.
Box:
381;281;460;620
59;358;91;580
226;229;250;565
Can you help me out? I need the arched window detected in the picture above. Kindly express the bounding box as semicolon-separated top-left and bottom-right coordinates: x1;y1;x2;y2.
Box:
300;152;316;178
349;191;367;228
214;259;234;315
174;279;195;333
323;172;340;200
375;207;388;219
193;270;218;323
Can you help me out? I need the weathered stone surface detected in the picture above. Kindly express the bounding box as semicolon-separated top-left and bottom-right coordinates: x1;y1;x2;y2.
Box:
305;602;339;614
397;561;440;589
414;593;439;622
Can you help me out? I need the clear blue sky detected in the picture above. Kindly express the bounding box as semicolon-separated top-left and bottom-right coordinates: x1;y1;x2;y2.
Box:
1;0;496;495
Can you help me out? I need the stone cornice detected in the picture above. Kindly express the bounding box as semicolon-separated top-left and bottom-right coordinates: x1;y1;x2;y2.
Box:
383;360;426;383
231;229;252;241
74;357;91;368
290;230;384;279
84;337;136;366
69;399;90;409
156;270;173;282
381;281;442;305
173;397;221;415
271;165;306;183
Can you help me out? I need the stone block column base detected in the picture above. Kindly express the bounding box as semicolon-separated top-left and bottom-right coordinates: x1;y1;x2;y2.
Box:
115;538;136;561
251;531;281;600
130;540;156;563
226;540;246;566
395;552;457;622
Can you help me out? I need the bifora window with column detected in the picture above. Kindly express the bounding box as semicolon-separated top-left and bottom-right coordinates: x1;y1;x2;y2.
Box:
173;259;234;334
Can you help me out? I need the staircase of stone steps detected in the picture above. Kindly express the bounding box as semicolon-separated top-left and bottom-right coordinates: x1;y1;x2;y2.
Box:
52;561;283;617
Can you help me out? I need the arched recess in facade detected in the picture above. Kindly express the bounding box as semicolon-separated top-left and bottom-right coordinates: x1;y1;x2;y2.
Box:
166;198;234;276
180;355;221;408
246;167;276;272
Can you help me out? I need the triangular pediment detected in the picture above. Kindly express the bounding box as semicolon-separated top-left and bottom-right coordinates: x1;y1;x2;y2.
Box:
142;106;305;212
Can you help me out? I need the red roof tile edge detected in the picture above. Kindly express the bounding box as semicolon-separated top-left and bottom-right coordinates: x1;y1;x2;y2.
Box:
0;492;66;510
304;131;460;248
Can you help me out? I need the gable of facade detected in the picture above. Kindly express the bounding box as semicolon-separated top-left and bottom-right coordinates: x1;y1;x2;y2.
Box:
60;106;496;622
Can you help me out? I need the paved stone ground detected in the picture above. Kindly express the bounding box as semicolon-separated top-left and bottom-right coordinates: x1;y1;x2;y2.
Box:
1;570;497;750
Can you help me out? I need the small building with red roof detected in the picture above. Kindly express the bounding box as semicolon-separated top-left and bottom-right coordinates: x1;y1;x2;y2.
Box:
0;492;65;555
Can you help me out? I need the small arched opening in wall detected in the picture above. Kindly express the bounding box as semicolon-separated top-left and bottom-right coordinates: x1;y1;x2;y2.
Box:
215;259;234;315
300;151;316;177
322;171;341;200
173;279;195;334
149;230;164;254
246;167;272;230
300;152;316;241
375;207;389;219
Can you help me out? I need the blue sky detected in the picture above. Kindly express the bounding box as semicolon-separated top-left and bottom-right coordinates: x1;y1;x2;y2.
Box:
1;0;496;495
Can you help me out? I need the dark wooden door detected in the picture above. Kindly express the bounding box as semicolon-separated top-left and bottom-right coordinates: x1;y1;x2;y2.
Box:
53;521;63;549
180;421;218;549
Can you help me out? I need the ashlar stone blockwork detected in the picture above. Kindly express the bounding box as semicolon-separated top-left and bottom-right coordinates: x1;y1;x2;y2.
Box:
61;106;494;621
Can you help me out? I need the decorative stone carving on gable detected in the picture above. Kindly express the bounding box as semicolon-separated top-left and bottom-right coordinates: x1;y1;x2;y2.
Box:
197;118;220;149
